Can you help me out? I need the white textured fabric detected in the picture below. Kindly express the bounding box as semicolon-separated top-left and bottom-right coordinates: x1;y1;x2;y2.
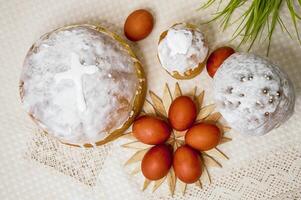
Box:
1;0;301;200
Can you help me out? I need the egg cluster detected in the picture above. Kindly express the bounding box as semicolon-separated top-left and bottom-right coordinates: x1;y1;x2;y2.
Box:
132;96;221;184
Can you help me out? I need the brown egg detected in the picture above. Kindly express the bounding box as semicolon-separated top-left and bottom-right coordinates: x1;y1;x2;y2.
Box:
141;144;173;180
185;123;221;151
168;96;197;131
124;9;154;41
173;145;202;184
206;46;235;78
132;116;171;145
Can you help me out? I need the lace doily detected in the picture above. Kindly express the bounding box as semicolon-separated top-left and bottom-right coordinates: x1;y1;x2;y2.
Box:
97;141;301;200
25;131;111;186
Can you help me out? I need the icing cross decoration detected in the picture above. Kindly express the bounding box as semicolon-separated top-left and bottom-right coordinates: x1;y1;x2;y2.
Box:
55;53;98;112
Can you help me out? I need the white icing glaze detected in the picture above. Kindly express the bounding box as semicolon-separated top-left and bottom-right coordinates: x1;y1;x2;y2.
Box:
166;29;192;56
158;23;208;75
55;53;98;112
21;26;138;144
213;53;295;136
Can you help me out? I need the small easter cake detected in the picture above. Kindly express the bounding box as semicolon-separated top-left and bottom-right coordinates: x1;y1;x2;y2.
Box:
213;53;295;136
158;23;208;79
20;24;145;146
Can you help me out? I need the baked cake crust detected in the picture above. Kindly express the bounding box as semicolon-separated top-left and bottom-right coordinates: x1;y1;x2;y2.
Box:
158;23;208;80
20;24;146;147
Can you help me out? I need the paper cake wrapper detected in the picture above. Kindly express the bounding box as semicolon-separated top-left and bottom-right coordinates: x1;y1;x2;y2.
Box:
1;0;301;199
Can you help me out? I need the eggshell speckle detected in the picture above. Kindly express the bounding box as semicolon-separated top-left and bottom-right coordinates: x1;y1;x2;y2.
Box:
141;144;173;180
206;46;235;78
132;116;171;145
124;9;154;41
173;145;202;184
185;123;221;151
168;96;197;131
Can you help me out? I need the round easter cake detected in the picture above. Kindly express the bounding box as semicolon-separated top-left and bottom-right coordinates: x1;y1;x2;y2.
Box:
158;23;208;79
213;53;295;136
20;24;145;146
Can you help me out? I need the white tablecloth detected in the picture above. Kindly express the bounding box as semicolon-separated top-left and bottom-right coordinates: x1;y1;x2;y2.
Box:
1;0;301;199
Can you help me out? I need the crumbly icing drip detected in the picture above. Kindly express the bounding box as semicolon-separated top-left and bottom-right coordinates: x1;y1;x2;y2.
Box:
213;53;295;136
158;23;208;75
21;26;138;144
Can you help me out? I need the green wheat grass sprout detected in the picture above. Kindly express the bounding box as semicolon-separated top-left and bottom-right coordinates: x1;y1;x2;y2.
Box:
199;0;301;55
